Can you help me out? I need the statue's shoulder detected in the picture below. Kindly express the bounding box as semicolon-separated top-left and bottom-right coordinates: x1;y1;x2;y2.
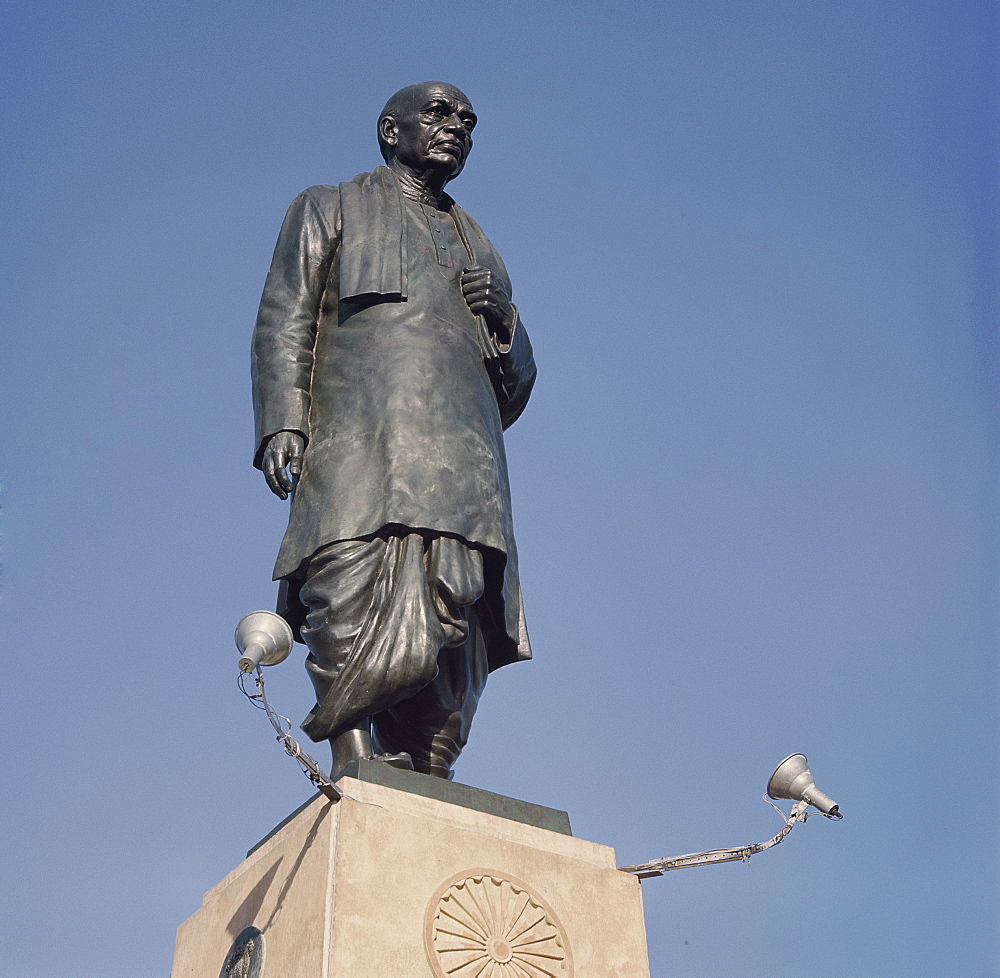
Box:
336;170;377;193
287;183;349;230
296;184;341;207
298;170;381;210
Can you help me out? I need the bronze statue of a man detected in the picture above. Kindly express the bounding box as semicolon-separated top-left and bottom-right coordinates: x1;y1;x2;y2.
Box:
251;82;536;780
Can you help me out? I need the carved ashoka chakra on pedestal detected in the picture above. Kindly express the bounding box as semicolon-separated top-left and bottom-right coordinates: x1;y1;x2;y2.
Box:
424;870;572;977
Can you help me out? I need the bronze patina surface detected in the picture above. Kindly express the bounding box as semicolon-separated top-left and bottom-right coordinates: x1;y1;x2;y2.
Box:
252;83;536;780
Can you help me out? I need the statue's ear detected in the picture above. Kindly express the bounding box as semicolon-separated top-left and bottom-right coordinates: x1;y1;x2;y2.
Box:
379;116;397;149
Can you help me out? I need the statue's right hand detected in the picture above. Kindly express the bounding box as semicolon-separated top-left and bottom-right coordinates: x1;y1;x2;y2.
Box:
262;431;305;500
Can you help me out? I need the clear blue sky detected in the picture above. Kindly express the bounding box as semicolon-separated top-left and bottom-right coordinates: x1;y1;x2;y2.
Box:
3;1;996;975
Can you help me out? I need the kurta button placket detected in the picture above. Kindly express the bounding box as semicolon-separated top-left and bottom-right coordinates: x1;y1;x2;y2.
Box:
422;202;461;268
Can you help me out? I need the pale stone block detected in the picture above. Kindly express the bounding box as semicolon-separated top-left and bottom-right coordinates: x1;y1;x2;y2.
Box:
172;773;650;977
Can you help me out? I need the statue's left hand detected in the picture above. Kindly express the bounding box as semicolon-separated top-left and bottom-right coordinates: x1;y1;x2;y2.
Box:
461;266;514;345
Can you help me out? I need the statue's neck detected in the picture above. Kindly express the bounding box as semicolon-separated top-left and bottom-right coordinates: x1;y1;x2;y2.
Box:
388;160;450;205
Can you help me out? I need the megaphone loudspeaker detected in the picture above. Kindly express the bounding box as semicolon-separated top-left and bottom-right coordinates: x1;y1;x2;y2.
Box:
235;611;294;673
767;753;841;817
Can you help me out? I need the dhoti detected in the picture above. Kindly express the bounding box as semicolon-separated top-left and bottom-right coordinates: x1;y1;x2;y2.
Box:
297;531;491;777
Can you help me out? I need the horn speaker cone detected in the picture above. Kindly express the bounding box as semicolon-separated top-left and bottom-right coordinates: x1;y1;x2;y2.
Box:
235;611;294;673
767;753;841;817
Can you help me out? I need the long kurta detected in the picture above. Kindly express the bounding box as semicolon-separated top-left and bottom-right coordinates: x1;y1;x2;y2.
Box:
252;167;535;671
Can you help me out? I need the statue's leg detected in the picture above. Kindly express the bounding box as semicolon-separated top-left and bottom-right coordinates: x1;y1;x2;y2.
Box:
371;604;489;779
327;717;415;779
298;534;441;773
328;721;372;779
298;538;386;765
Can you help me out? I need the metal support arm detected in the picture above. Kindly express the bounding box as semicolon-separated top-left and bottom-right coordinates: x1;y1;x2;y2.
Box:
619;800;811;878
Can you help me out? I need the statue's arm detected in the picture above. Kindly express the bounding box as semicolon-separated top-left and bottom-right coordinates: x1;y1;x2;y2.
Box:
495;315;536;430
460;263;536;429
251;188;339;497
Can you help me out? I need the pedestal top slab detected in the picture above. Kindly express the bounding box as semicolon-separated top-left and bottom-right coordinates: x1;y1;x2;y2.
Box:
249;761;572;856
341;759;573;834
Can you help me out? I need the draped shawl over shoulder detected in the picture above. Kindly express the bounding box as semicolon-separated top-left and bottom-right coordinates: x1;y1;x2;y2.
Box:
251;167;535;669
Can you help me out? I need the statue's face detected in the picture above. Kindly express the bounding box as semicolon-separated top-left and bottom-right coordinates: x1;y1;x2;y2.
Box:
382;85;477;180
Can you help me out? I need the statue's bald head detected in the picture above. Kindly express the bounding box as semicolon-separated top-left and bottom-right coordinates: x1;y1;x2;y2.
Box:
377;81;472;163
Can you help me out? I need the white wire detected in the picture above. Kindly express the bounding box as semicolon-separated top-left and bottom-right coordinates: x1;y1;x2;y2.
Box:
237;667;340;799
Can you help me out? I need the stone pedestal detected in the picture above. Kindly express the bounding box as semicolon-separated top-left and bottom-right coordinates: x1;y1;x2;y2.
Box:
172;763;650;977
